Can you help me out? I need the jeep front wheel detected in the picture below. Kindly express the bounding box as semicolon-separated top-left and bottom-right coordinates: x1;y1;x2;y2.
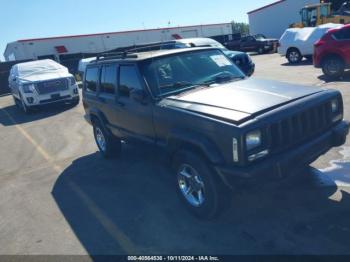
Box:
93;119;121;158
173;150;225;219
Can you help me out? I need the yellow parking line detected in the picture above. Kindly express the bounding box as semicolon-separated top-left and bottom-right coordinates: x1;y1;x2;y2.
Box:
0;107;138;254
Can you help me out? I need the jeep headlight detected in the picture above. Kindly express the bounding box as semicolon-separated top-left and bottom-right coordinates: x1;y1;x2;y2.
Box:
331;99;339;113
22;83;36;93
331;99;343;122
246;130;262;151
247;54;252;63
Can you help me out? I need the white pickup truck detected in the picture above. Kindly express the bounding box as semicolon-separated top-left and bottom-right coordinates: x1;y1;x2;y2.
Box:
9;59;80;113
278;23;342;64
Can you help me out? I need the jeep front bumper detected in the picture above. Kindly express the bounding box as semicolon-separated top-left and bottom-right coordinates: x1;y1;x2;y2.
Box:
215;120;349;185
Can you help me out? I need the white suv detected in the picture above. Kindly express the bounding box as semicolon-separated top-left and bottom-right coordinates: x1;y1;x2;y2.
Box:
278;23;341;64
9;59;80;113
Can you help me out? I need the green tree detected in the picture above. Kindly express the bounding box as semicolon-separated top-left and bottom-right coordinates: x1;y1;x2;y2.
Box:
231;21;249;34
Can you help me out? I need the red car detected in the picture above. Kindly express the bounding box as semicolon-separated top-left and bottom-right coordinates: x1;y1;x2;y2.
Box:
314;24;350;78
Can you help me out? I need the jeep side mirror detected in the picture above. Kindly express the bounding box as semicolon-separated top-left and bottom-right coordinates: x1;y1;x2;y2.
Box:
130;89;147;104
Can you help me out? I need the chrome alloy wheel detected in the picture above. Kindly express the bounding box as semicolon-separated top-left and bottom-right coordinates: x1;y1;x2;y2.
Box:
95;127;106;152
289;51;300;63
177;164;205;207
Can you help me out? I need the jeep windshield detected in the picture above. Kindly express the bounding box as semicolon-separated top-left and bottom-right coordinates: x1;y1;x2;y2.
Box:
140;49;245;97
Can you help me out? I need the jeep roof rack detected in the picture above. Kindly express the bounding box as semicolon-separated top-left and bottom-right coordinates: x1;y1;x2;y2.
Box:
95;52;138;61
127;41;176;53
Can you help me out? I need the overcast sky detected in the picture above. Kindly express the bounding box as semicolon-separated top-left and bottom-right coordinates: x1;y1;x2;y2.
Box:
0;0;273;60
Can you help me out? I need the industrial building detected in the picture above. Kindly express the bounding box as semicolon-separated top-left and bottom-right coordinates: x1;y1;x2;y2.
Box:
3;23;232;63
248;0;320;38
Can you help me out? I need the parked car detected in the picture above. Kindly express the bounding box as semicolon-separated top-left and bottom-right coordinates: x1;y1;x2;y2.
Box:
9;59;80;113
278;23;342;64
314;24;350;78
225;34;278;54
171;38;255;76
82;47;349;219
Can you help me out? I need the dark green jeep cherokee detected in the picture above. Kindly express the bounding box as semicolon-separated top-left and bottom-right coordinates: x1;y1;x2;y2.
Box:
82;47;349;219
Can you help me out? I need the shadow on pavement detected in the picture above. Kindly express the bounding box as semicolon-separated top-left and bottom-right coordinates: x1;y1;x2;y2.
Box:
318;71;350;83
248;52;276;57
281;60;313;67
0;102;78;126
52;144;350;255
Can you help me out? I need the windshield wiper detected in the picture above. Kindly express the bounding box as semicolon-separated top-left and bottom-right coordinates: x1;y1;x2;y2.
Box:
202;74;244;86
159;81;203;97
159;81;194;89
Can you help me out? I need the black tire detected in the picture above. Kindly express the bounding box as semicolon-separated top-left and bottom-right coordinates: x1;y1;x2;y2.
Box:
19;93;32;114
257;47;264;54
173;150;227;219
287;48;302;64
13;96;22;109
322;56;345;79
92;119;121;159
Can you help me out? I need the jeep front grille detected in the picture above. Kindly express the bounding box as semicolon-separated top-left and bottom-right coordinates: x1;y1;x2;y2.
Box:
35;79;68;95
269;102;333;153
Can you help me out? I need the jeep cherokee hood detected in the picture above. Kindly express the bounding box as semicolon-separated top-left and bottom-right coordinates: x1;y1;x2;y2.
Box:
163;78;322;122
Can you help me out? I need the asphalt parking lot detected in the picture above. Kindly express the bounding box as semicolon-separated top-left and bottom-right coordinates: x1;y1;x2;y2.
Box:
0;53;349;255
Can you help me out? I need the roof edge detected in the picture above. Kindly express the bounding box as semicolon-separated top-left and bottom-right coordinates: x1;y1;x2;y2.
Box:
3;41;16;58
17;22;232;43
247;0;286;15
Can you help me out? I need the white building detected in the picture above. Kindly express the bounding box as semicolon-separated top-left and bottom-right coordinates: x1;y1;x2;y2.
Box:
3;23;232;62
248;0;320;39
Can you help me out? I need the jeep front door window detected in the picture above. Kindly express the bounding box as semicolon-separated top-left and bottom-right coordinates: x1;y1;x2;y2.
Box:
118;65;142;97
116;65;154;140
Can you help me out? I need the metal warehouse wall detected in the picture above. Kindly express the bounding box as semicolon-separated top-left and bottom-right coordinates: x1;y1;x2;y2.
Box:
248;0;319;39
4;23;232;61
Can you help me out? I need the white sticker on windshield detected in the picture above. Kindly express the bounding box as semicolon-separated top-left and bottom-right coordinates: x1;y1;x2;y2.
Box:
210;55;231;67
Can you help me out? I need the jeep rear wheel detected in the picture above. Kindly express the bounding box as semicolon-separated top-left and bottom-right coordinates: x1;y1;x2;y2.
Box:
93;119;121;158
322;56;345;79
287;48;302;64
173;150;226;219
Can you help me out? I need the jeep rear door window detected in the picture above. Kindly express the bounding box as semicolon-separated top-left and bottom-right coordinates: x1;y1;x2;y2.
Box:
85;67;99;92
100;64;117;94
140;49;244;97
118;65;142;96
